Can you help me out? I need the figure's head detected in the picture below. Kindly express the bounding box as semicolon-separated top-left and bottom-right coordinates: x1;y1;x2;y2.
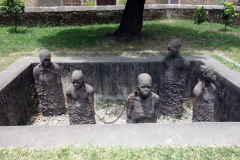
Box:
39;49;51;68
168;39;181;57
137;73;152;98
201;64;216;82
71;70;84;88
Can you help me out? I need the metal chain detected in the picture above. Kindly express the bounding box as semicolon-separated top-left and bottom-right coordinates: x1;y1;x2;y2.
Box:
41;65;134;124
84;83;138;124
42;65;209;122
41;65;61;76
185;80;206;105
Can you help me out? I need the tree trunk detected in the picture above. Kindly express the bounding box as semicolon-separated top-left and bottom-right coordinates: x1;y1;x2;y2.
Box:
113;0;145;41
14;14;18;32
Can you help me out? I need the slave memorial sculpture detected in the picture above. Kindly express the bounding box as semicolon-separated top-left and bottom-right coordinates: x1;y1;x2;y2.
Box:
66;70;96;125
159;39;190;118
193;64;216;122
126;73;159;123
33;49;66;116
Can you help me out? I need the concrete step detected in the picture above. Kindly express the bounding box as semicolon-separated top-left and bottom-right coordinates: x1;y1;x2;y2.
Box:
1;123;240;148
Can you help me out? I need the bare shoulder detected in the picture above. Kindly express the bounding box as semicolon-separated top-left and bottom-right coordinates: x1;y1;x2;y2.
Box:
193;82;203;97
127;93;135;101
52;62;61;71
211;83;216;91
152;92;159;100
33;64;41;75
85;83;94;93
66;84;74;96
181;56;190;67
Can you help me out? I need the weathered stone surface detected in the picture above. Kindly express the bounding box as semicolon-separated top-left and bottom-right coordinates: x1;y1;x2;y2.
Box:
66;70;96;125
214;72;240;122
159;39;190;118
0;65;34;126
193;65;216;122
126;73;159;123
33;50;66;116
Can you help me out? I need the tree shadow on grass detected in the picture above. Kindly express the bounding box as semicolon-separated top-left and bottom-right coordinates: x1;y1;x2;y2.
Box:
8;27;31;34
37;22;240;54
143;22;240;54
37;25;118;51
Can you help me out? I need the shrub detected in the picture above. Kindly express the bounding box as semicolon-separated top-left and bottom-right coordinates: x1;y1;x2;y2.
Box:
119;0;127;5
84;0;95;6
0;0;25;32
193;6;209;25
221;1;239;30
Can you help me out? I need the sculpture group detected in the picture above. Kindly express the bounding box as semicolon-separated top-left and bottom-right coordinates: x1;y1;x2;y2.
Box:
33;39;217;125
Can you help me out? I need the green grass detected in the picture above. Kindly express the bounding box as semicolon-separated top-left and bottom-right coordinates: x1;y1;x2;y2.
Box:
1;145;240;159
0;19;240;71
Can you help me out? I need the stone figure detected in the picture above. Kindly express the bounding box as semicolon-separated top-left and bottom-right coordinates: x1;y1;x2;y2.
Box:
193;64;216;122
33;49;66;116
66;70;96;125
159;39;190;118
126;73;159;123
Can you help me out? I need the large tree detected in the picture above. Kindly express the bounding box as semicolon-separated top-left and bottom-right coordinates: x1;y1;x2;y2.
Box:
113;0;145;40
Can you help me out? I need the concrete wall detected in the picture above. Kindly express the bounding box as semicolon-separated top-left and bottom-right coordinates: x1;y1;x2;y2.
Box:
145;0;238;5
0;65;35;126
1;56;240;125
181;0;218;5
146;0;168;4
1;5;240;27
11;0;239;6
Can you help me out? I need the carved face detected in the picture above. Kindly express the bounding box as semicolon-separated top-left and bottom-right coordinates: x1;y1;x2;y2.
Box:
72;78;83;89
168;45;179;57
40;56;51;68
139;83;151;98
203;69;216;82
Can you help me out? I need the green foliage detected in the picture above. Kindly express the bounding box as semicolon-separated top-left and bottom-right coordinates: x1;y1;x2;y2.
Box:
119;0;127;5
221;1;239;30
193;6;209;25
157;111;161;119
0;0;25;32
84;0;95;6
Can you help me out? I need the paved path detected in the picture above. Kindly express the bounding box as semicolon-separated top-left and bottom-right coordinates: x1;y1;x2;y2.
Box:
1;123;240;148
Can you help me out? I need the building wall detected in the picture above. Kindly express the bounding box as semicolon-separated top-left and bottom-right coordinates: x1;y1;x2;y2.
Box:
22;0;64;7
180;0;218;5
19;0;238;6
1;6;240;27
146;0;168;4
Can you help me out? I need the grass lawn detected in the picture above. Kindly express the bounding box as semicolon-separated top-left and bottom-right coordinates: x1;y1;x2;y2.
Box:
0;19;240;72
1;144;240;159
